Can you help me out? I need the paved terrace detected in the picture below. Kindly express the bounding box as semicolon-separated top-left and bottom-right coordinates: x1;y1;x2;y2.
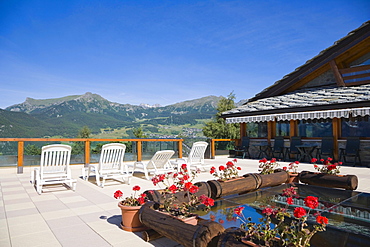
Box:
1;156;370;247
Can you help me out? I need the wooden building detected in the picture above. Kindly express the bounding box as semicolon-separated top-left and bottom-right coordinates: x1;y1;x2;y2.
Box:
221;21;370;166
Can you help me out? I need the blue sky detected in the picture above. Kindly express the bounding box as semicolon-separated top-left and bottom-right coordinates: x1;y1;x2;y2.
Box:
0;0;369;109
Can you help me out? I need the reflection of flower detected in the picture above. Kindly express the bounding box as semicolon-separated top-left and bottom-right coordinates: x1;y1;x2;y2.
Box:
210;159;241;181
311;157;341;175
258;158;279;175
282;161;299;174
234;186;328;247
152;164;214;217
114;185;148;206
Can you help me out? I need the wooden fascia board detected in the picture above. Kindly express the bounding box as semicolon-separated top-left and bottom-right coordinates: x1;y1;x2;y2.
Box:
251;26;370;101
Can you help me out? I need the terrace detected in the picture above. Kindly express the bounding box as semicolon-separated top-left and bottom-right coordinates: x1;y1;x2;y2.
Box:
1;153;370;247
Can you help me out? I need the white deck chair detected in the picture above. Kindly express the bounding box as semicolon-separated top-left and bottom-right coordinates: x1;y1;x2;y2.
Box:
31;144;76;195
132;150;175;180
85;143;131;188
175;141;209;171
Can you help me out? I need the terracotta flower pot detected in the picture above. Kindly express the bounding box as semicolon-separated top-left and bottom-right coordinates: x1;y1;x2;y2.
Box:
118;202;148;232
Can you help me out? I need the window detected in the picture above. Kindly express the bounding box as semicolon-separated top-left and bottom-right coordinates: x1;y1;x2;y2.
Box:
276;121;290;137
246;122;267;138
342;116;370;137
298;119;332;137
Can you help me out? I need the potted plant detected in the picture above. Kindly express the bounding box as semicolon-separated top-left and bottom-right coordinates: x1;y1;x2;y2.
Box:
233;186;329;246
210;159;242;181
299;158;358;190
282;161;300;183
114;185;149;232
258;158;280;175
150;163;214;224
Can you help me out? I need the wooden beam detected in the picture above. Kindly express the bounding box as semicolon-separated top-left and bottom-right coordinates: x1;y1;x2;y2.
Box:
332;118;340;161
329;60;346;86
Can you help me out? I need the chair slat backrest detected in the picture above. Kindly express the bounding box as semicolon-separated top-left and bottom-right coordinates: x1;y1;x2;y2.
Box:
289;137;302;153
147;150;175;170
345;137;361;155
99;143;126;173
240;136;250;148
40;144;72;177
321;137;334;155
273;137;285;151
188;142;208;164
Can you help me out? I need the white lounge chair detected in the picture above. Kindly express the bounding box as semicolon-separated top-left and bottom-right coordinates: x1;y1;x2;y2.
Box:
85;143;131;188
175;141;209;171
132;150;175;180
31;144;76;194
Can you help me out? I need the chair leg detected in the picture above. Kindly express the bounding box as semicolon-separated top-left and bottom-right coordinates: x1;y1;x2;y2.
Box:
144;168;150;180
101;178;105;188
95;172;101;187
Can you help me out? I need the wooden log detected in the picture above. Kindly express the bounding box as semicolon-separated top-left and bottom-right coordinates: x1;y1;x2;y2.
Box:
258;169;290;188
142;229;163;242
299;171;358;190
207;173;261;199
139;202;225;247
207;170;288;199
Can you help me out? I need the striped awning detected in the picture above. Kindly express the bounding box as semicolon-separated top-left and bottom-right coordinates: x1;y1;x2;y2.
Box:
225;107;370;124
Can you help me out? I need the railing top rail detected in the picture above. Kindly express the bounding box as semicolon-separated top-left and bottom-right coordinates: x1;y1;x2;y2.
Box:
0;138;184;142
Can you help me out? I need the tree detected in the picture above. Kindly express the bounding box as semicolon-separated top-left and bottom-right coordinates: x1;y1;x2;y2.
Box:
203;92;240;139
72;126;91;154
133;127;147;138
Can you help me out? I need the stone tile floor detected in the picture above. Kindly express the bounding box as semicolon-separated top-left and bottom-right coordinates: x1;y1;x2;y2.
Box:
1;156;369;247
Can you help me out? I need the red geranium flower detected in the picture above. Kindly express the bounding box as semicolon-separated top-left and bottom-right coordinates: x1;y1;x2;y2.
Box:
304;196;319;209
169;184;178;193
114;190;123;199
286;197;294;205
189;185;199;194
311;158;317;163
181;164;187;170
219;165;226;171
316;215;329;224
294;207;306;218
133;185;141;191
226;161;234;167
262;207;274;216
234;206;244;216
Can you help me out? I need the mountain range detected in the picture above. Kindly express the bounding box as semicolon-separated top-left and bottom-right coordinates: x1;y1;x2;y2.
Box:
1;92;222;138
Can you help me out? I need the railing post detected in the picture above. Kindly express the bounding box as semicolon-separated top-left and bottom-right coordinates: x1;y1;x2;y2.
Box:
85;140;90;166
137;141;142;161
17;141;24;174
178;139;183;158
211;139;215;159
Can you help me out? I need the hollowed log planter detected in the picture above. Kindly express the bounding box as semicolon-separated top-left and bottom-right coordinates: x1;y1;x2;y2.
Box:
299;171;358;190
139;201;225;247
144;181;211;204
207;170;289;199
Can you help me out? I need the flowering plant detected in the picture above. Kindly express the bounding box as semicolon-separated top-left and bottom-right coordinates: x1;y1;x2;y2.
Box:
152;164;214;217
209;159;242;181
311;157;341;175
234;186;328;247
114;185;148;206
282;161;300;174
258;158;280;175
